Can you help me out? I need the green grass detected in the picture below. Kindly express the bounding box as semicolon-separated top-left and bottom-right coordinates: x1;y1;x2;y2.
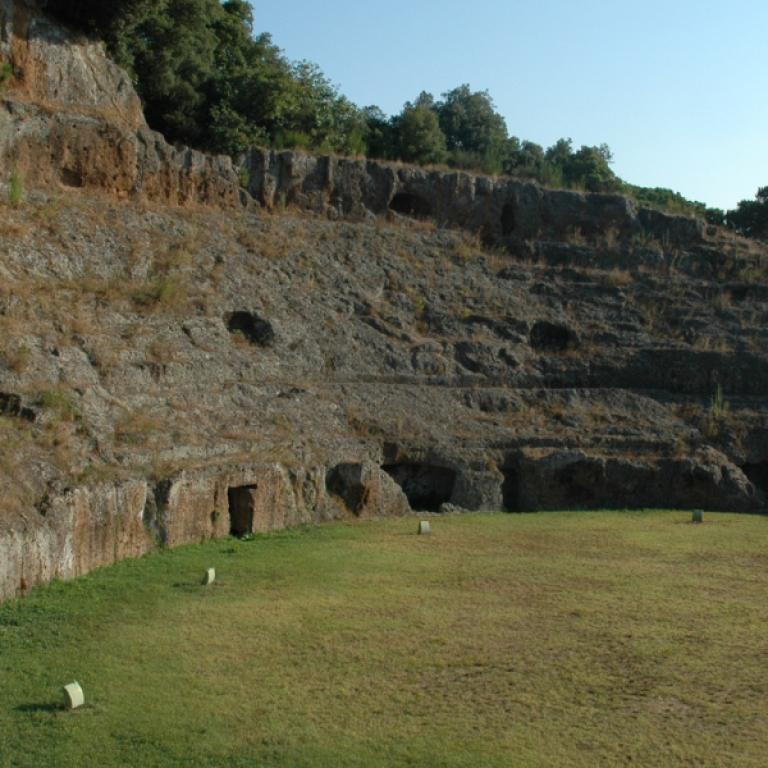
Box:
1;511;767;768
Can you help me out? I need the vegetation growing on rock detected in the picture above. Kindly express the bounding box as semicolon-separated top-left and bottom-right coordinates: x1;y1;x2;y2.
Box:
46;0;365;155
44;0;739;224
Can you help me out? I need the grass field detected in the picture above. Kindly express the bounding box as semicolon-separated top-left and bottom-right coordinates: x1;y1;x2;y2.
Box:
1;511;767;768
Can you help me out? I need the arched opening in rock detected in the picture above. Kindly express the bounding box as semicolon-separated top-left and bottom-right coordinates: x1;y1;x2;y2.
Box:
501;202;516;236
529;321;577;353
389;192;432;219
742;462;768;497
382;462;455;511
225;311;275;347
228;485;258;537
501;467;520;512
326;463;367;514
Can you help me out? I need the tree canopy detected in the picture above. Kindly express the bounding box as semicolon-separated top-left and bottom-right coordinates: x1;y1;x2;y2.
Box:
726;187;768;240
393;95;447;165
435;85;508;173
46;0;363;155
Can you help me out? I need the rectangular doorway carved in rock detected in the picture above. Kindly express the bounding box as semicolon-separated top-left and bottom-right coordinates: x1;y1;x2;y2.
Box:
228;485;258;537
501;466;520;512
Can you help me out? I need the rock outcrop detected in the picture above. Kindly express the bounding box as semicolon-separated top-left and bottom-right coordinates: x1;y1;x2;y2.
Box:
0;0;246;205
241;149;709;259
0;0;766;603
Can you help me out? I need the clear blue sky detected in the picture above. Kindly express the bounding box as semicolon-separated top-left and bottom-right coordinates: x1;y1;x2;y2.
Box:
251;0;766;210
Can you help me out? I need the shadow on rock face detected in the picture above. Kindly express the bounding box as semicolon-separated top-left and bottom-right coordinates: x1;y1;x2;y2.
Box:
326;463;367;514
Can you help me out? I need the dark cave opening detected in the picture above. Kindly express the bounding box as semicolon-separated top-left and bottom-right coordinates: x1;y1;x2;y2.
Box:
529;320;577;353
225;311;275;347
60;167;84;188
742;463;768;496
228;485;258;536
501;202;516;236
0;392;36;422
389;192;433;219
382;462;456;511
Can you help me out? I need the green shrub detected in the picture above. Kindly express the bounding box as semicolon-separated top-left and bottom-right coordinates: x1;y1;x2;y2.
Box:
8;171;23;206
132;276;183;309
0;61;12;92
36;389;80;422
710;384;728;420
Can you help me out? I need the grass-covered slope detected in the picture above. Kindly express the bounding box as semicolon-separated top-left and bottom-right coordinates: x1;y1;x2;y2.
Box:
1;512;767;767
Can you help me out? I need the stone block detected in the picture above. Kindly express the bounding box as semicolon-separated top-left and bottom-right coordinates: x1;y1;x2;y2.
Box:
63;682;84;710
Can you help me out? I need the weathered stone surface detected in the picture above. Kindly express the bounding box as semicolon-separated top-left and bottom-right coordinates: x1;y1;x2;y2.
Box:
450;468;505;512
513;449;757;513
325;461;410;519
239;147;711;262
0;1;245;206
0;0;144;129
0;100;246;205
0;481;151;599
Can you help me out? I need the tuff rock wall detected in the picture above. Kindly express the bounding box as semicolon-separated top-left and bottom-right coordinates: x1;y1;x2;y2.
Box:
0;0;766;603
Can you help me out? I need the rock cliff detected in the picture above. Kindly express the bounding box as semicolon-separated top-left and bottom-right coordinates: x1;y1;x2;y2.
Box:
0;0;766;602
0;0;246;205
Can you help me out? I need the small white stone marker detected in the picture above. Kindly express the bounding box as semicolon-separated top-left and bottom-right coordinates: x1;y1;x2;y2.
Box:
418;520;431;535
63;682;84;711
202;568;216;586
691;509;703;524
